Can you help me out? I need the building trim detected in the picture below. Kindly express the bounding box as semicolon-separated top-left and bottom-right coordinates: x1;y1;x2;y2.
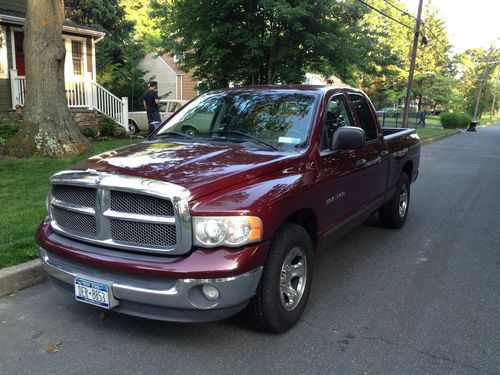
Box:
0;14;106;38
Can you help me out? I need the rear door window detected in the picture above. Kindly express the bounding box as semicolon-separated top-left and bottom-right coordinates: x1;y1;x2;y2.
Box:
349;94;378;141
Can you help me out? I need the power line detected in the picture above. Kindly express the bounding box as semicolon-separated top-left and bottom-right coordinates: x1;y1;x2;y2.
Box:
355;0;415;31
380;0;417;21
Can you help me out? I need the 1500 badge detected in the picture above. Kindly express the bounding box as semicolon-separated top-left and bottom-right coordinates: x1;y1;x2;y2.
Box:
326;191;346;205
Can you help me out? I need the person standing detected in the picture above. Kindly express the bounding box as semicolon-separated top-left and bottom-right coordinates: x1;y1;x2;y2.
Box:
417;111;426;127
143;82;161;134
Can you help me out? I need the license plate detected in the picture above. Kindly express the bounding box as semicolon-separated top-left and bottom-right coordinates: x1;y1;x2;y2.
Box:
75;277;111;309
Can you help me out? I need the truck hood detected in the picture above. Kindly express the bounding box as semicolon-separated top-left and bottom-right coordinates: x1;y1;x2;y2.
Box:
70;140;297;200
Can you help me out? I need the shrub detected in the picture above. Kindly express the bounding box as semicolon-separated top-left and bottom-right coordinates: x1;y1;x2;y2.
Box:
0;121;21;140
81;127;97;139
440;112;471;129
99;116;117;137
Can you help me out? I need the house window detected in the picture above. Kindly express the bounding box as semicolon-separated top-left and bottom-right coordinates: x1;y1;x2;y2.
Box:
72;41;84;76
0;27;8;79
173;54;182;62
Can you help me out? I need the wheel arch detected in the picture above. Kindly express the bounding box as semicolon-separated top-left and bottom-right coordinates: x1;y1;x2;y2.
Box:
281;208;317;249
402;160;413;180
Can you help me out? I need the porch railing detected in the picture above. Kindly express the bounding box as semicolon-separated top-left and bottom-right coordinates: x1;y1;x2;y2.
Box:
10;69;128;130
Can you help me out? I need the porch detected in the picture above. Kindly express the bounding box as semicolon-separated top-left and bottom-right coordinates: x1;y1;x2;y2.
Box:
9;69;129;130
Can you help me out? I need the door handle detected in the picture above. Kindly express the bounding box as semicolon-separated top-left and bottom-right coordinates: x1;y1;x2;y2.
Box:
356;159;367;168
380;150;389;158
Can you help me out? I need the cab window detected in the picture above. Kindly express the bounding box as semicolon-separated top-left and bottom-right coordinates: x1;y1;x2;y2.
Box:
321;95;354;151
348;94;378;141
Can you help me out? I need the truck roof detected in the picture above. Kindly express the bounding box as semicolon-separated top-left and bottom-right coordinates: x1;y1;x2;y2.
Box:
213;84;364;95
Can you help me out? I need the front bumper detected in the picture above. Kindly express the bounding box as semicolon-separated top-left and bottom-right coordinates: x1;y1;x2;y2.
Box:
36;218;269;322
40;247;263;322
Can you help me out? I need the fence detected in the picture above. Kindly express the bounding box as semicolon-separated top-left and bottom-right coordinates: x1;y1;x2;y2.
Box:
9;69;128;130
376;111;424;128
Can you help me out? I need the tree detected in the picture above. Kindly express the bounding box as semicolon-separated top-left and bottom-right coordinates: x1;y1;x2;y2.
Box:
65;0;149;110
456;47;500;117
6;0;89;157
151;0;376;89
120;0;161;49
358;0;412;108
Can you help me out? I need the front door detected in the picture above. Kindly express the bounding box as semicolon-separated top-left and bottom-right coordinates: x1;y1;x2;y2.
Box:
314;93;369;235
14;31;25;75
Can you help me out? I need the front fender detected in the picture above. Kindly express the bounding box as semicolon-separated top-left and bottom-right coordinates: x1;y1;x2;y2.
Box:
190;170;318;242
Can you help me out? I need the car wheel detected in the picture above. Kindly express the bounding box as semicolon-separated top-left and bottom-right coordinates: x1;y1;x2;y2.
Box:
128;121;139;135
182;126;198;137
245;223;313;333
379;172;410;229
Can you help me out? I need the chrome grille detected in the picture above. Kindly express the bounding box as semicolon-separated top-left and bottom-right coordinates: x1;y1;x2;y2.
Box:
110;219;177;247
110;191;174;216
52;185;96;207
52;206;97;237
48;172;191;255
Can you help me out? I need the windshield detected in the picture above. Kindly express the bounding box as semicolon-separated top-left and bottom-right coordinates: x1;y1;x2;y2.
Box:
153;91;318;150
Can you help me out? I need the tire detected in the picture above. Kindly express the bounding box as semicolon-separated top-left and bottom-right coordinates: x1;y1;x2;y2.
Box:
245;223;313;333
182;126;198;137
379;172;410;229
128;121;139;135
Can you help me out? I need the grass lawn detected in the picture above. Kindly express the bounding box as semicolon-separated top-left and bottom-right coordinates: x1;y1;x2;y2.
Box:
0;139;140;269
415;128;457;141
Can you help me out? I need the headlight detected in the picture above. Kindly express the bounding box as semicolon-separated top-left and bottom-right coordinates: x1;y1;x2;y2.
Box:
193;216;262;248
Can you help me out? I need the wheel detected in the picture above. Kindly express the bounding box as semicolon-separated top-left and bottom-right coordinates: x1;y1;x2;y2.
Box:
245;223;313;333
379;172;410;229
182;126;198;137
128;121;139;135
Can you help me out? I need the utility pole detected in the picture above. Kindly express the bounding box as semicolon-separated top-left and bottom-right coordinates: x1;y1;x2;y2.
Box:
472;57;500;121
489;67;500;121
402;0;424;128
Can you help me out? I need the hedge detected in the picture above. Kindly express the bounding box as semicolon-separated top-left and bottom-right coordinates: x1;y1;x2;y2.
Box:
440;112;471;129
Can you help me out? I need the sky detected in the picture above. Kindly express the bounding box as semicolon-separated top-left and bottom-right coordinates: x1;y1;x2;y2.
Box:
402;0;500;52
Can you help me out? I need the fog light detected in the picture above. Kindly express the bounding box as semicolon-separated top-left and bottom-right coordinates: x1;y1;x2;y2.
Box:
202;285;220;301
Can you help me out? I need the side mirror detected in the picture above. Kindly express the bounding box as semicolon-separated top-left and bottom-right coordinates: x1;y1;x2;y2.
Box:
331;126;366;150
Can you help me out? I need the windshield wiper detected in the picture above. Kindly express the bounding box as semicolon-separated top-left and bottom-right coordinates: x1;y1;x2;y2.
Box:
211;130;280;151
153;131;194;140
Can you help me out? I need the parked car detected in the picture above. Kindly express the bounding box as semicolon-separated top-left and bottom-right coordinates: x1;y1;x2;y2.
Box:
128;99;188;134
37;86;420;333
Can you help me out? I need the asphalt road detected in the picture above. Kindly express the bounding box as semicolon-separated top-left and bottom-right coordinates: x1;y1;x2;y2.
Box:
1;126;500;374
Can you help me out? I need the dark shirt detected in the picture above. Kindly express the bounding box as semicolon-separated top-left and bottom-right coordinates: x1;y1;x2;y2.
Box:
144;89;159;111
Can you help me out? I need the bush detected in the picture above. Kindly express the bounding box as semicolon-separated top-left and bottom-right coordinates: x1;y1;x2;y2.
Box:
440;112;471;129
0;121;21;140
99;116;117;137
81;127;97;139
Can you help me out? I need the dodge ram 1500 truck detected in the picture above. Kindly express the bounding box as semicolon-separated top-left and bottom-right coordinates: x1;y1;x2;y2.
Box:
36;86;420;332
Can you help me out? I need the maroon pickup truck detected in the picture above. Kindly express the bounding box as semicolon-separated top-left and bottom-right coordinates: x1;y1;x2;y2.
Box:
36;86;420;332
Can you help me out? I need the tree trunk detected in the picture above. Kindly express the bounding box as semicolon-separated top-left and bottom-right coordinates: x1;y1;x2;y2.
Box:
6;0;89;157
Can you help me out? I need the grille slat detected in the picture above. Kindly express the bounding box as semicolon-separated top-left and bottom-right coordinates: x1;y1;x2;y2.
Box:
52;206;97;237
52;185;96;207
110;219;177;247
110;191;174;217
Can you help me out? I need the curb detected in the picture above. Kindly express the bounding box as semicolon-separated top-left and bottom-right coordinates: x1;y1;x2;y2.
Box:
421;130;461;145
0;259;47;297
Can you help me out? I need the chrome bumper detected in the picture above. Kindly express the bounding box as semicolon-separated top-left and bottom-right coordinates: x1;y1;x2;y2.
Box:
39;248;262;322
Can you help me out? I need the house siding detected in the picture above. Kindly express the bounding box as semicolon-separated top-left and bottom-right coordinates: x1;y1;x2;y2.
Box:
0;0;26;13
138;53;177;99
161;55;198;100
